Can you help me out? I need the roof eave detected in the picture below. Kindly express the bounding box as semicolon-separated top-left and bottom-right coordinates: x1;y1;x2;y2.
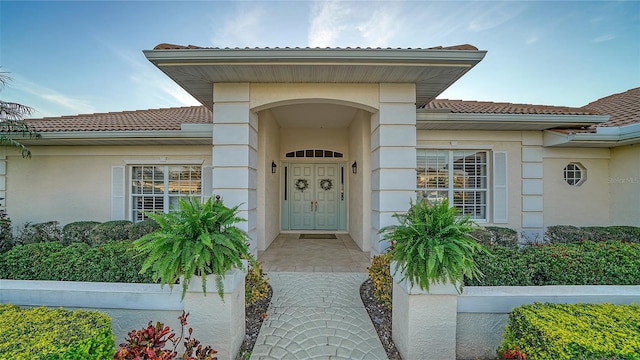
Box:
417;113;608;131
144;47;487;111
143;47;487;64
11;126;213;146
544;123;640;147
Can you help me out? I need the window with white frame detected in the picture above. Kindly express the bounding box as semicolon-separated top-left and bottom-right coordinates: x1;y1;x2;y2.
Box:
563;162;586;186
131;165;202;221
416;150;488;220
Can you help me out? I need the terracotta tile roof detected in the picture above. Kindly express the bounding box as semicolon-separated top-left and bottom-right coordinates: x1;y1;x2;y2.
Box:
423;99;598;115
152;43;479;51
582;87;640;130
26;106;211;132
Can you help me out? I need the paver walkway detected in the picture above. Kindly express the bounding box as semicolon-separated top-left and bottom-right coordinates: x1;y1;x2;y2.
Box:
250;272;388;360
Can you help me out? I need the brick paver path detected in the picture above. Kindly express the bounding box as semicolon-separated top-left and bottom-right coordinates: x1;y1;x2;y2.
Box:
250;272;387;359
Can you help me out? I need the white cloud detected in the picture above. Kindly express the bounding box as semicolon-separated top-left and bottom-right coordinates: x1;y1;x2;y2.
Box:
210;6;267;48
11;77;95;115
109;46;199;108
593;34;615;43
308;0;352;47
356;5;403;47
468;3;526;33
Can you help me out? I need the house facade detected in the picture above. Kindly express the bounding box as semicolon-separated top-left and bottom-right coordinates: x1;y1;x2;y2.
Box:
5;45;639;257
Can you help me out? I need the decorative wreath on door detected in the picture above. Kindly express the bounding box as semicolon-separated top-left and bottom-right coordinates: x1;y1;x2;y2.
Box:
319;179;333;191
295;179;309;191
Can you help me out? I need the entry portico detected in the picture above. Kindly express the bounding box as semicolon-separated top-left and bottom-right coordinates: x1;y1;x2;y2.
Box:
144;45;487;256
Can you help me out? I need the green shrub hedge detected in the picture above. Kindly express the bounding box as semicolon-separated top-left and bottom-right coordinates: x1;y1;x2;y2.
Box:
88;220;132;245
14;221;63;245
0;304;115;359
0;240;154;283
128;218;159;241
465;241;640;286
545;225;640;244
499;302;640;359
470;226;519;248
62;221;101;245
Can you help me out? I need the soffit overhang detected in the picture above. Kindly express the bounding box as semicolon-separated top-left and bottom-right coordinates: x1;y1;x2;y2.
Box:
11;125;213;146
417;112;609;131
143;47;487;110
544;123;640;148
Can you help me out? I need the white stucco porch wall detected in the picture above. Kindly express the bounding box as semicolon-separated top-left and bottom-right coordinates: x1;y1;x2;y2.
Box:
609;145;640;226
249;83;379;113
279;128;349;156
348;110;372;251
4;145;211;228
257;109;281;251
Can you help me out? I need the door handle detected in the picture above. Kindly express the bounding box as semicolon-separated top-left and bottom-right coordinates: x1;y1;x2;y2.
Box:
315;201;318;211
311;201;314;211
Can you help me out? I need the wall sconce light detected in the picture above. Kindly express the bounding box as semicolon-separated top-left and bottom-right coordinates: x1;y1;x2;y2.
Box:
272;161;277;174
351;161;357;174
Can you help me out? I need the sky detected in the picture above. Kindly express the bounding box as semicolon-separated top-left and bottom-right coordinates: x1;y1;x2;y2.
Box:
0;0;639;119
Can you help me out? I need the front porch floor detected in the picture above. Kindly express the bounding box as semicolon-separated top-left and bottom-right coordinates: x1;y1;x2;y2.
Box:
258;233;371;273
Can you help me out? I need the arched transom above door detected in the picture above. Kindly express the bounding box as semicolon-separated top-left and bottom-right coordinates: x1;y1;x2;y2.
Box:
285;149;344;159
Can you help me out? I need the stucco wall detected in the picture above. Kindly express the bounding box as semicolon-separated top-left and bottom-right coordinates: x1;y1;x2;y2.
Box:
279;128;349;156
609;145;640;226
249;83;379;113
5;145;211;228
348;110;371;251
543;147;610;226
257;109;281;251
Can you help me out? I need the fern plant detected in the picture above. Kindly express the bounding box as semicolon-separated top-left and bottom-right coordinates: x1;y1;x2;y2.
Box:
380;199;487;293
134;197;250;299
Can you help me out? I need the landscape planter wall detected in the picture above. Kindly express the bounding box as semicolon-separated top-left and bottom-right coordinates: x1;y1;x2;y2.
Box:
457;285;640;359
392;275;640;360
0;262;247;360
391;262;460;360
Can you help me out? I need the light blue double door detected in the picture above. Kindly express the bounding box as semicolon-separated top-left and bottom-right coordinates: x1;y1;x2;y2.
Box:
288;163;342;230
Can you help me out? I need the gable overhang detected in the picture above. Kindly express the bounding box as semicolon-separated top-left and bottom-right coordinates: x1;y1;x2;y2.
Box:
544;122;640;147
417;111;609;131
143;47;487;110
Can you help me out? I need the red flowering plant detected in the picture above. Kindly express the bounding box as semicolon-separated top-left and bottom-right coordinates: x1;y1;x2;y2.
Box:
501;346;527;360
114;311;217;360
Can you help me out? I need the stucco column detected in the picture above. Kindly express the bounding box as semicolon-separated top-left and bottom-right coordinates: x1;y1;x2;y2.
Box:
212;83;258;256
521;133;544;243
370;84;417;256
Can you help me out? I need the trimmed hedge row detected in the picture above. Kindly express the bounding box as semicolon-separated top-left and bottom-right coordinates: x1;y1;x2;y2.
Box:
3;219;159;253
0;304;114;359
545;225;640;244
499;302;640;359
0;240;155;283
465;241;640;286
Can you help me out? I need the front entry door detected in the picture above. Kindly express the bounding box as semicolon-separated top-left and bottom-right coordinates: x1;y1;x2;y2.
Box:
290;164;339;230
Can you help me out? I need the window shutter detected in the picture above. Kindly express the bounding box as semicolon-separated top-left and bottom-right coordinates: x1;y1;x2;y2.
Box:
202;166;213;200
493;151;508;223
111;166;126;220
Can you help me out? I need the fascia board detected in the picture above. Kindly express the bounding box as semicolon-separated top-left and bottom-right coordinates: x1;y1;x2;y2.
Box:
418;112;608;123
144;48;487;66
544;126;640;147
11;129;212;141
417;112;608;126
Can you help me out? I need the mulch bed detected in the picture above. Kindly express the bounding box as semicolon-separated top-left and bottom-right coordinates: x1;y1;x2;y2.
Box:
236;286;272;360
